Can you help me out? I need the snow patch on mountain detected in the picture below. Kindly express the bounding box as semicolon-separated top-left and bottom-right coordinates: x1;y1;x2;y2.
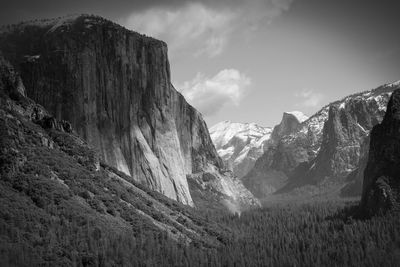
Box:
210;121;270;149
210;121;272;178
285;111;308;123
291;82;395;148
386;80;400;87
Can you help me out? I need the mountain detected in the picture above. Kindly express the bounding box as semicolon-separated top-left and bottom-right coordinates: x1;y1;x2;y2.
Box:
244;82;398;198
0;52;233;264
361;88;400;215
270;111;309;140
209;121;272;178
0;15;258;210
240;111;311;197
209;111;307;181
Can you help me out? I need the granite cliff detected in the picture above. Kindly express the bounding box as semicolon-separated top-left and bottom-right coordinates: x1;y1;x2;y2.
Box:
0;53;230;264
0;15;257;209
361;89;400;214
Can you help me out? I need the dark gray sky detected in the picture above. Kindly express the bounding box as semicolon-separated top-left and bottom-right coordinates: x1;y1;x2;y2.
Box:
2;0;400;127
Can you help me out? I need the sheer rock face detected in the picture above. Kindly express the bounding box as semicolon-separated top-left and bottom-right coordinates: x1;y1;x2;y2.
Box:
306;97;383;182
270;111;307;141
340;136;370;197
361;89;400;214
0;15;226;206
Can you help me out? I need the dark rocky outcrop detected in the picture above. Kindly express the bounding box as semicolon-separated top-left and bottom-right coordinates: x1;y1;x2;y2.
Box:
361;89;400;214
0;52;100;170
0;15;257;209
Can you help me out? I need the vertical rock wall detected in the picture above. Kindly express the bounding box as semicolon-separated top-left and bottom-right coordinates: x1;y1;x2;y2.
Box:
0;15;223;206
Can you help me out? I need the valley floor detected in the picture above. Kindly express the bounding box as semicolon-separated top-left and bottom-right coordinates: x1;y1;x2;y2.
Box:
261;182;360;207
1;195;399;266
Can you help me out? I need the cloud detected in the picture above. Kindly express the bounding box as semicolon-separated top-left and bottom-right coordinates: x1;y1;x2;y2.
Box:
295;89;324;107
121;0;294;58
178;69;251;116
122;3;235;58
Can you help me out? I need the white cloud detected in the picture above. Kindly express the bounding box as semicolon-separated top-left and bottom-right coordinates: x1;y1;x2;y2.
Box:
295;89;324;107
122;3;235;58
178;69;251;116
121;0;294;58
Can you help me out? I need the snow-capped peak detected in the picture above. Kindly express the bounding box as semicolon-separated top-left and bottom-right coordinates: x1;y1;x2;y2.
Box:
210;121;271;148
386;80;400;87
209;121;273;178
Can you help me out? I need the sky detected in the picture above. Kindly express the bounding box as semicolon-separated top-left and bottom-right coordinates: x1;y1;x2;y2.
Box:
1;0;400;127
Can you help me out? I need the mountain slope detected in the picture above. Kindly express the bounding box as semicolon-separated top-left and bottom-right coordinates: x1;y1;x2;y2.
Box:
0;53;231;265
209;121;272;178
0;15;257;209
244;82;398;198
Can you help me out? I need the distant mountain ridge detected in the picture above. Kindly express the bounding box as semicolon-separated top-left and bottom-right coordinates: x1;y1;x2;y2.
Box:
209;121;272;178
229;82;398;198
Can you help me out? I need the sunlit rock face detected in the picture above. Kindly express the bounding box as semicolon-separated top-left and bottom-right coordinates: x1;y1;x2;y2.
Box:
0;15;228;206
361;89;400;215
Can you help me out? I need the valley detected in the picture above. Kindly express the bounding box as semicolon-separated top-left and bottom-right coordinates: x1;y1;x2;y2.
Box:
0;13;399;267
